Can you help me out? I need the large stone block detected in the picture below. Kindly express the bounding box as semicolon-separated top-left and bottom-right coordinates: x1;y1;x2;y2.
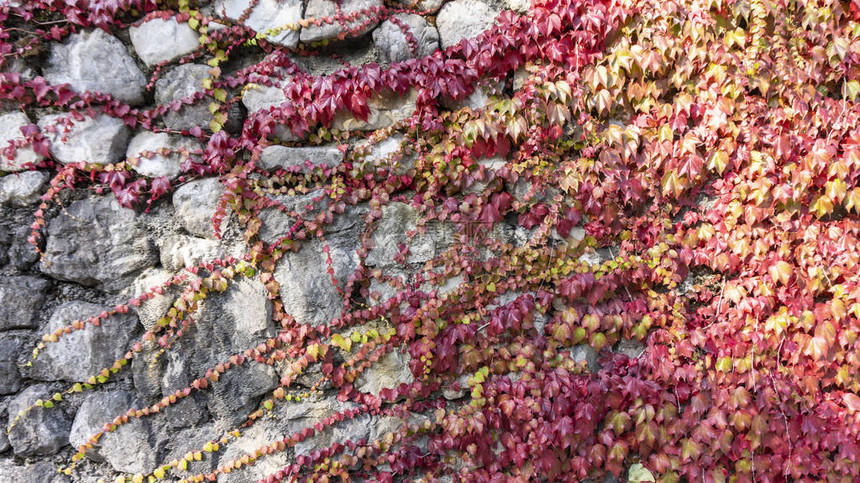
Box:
25;301;140;382
373;14;439;63
221;0;303;48
0;112;44;171
44;29;147;105
155;63;213;131
40;196;159;292
0;276;49;331
300;0;383;43
6;384;73;457
38;113;129;166
130;17;200;67
436;0;499;48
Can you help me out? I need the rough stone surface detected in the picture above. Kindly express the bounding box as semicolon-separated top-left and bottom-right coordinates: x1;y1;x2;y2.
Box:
396;0;444;12
25;302;140;383
40;196;159;292
241;82;288;113
98;397;215;474
333;89;417;131
155;63;213;131
506;0;531;12
436;0;500;48
207;362;278;430
6;225;40;271
44;29;147;105
38;113;129;165
0;276;49;330
0;112;43;172
355;349;414;394
274;211;363;326
162;278;275;428
0;335;24;395
0;171;48;206
221;0;303;48
130;269;175;331
220;397;385;481
570;345;600;373
6;384;73;456
373;14;439;63
126;131;202;179
0;429;8;453
131;342;166;401
301;0;384;43
616;339;646;359
130;17;200;67
257;190;328;244
160;234;239;272
172;177;225;239
0;459;68;483
259;145;343;171
69;390;137;460
365;202;453;268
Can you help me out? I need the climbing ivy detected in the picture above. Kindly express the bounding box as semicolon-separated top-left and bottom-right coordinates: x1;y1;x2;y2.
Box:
3;0;860;481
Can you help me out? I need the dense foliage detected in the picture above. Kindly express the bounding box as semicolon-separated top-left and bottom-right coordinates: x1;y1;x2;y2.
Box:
3;0;860;481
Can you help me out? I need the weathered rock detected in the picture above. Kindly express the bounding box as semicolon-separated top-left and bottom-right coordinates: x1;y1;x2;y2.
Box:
98;411;156;474
162;278;275;427
274;211;363;325
0;427;8;453
436;0;499;48
38;113;129;165
442;374;470;400
207;362;278;430
365;202;453;268
0;276;48;330
98;397;213;475
301;0;384;43
6;384;73;456
130;17;200;67
126;131;202;179
239;78;307;141
40;196;159;292
0;57;36;82
241;82;287;113
0;171;48;205
131;342;166;401
25;302;140;382
69;390;136;460
333;89;417;131
396;0;444;12
0;459;68;483
221;0;303;48
0;112;43;172
7;225;40;270
172;178;225;239
570;344;600;373
355;349;414;395
258;190;328;244
129;269;175;330
506;0;530;13
373;14;439;63
220;397;363;481
44;29;147;105
0;335;24;394
616;339;645;359
155;63;213;131
258;145;343;171
160;234;239;272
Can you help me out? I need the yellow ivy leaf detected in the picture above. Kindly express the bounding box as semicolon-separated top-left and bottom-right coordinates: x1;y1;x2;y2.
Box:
768;261;792;285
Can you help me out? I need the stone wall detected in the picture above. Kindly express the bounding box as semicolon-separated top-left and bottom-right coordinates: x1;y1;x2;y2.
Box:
0;1;544;481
